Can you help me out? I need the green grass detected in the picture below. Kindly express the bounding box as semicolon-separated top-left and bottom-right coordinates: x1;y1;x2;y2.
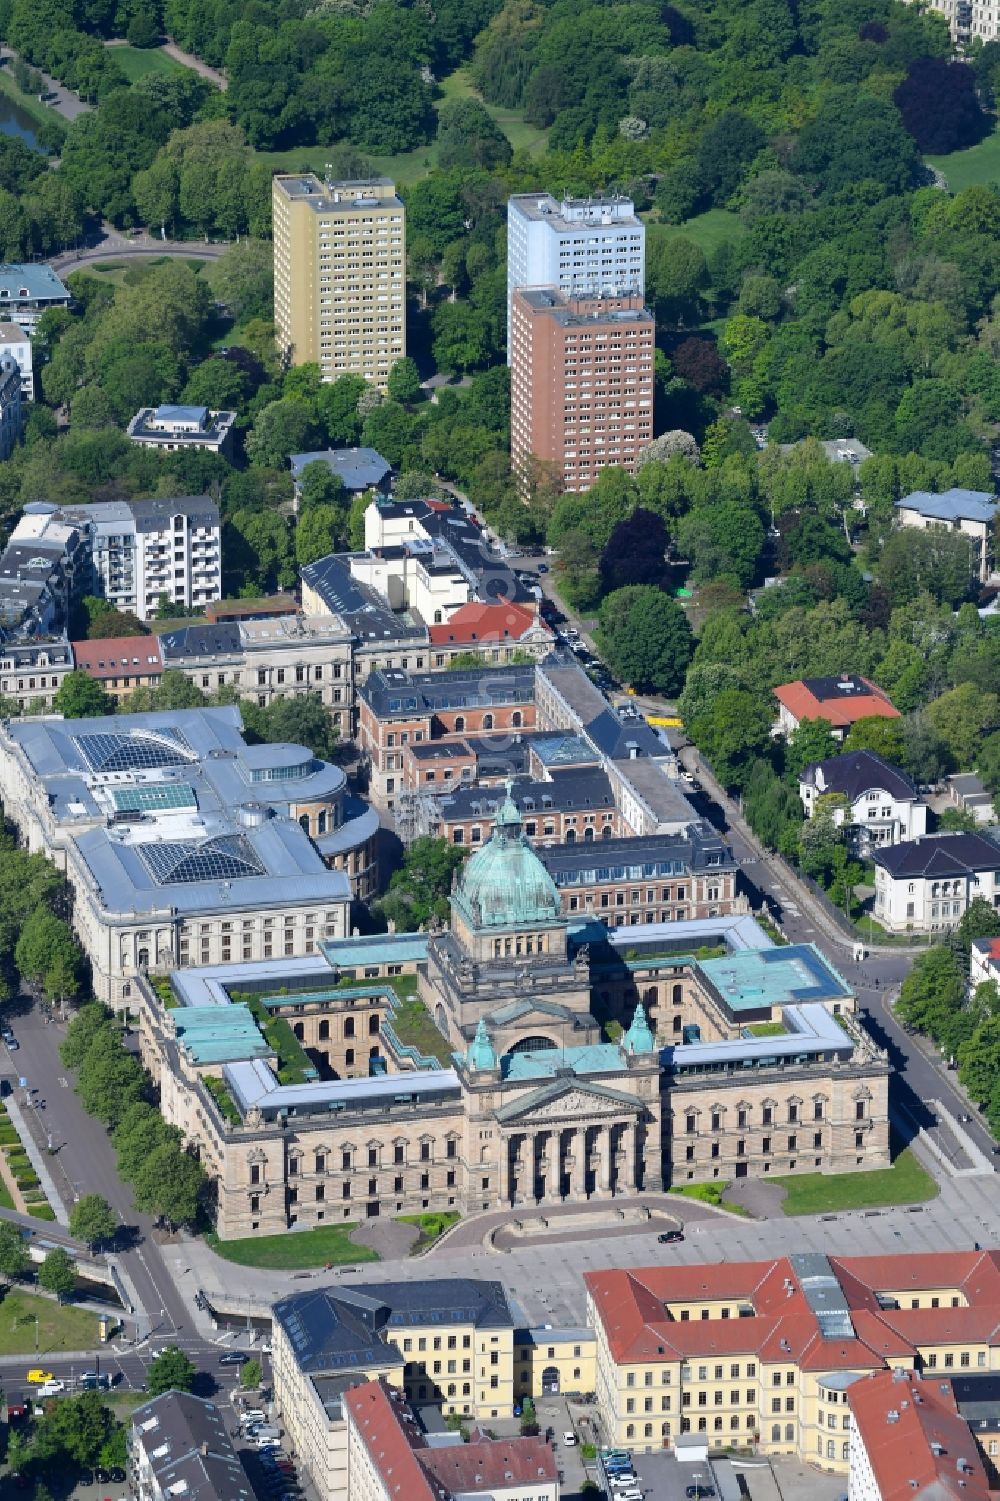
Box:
389;997;449;1064
774;1144;938;1216
0;1289;96;1355
207;1224;378;1269
254;64;547;186
0;66;67;134
669;1182;751;1216
203;1074;241;1127
745;1021;787;1038
0;1180;14;1212
926;129;1000;192
26;1204;56;1221
241;995;316;1085
398;1210;460;1251
650;209;746;257
107;44;189;83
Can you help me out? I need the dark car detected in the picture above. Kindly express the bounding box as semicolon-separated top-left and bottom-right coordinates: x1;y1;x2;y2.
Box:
95;1468;111;1484
658;1229;684;1244
219;1350;250;1365
79;1470;94;1487
109;1468;126;1483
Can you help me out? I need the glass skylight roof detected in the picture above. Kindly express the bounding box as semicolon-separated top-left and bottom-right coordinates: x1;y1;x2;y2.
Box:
109;783;197;813
136;834;266;885
75;729;195;774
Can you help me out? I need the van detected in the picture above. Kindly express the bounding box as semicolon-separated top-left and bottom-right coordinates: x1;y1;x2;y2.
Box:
256;1438;282;1452
254;1426;282;1441
619;1491;643;1501
242;1409;267;1425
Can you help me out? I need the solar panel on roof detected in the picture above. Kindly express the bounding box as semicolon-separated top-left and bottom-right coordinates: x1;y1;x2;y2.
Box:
75;729;195;773
109;783;197;813
137;834;266;885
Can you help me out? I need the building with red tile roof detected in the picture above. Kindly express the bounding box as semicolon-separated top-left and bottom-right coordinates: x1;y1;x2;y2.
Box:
427;601;554;666
344;1379;558;1501
585;1250;1000;1476
848;1368;991;1501
71;635;163;701
774;674;899;738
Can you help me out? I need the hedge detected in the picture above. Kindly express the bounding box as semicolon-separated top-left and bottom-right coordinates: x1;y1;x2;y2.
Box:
27;1203;56;1221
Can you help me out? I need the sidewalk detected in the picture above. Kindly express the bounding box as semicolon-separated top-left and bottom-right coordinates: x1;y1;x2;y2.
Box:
0;47;90;121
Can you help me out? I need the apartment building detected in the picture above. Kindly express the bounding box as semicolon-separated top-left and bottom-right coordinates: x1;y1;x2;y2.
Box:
71;634;164;703
272;174;405;392
873;831;1000;934
0;637;73;710
510;289;654;493
130;1391;249;1501
586;1250;1000;1471
0;263;70;331
848;1368;991;1501
506;193;645;360
0;354;22;459
799;748;927;851
916;0;997;43
127;403;236;458
0;324;33;399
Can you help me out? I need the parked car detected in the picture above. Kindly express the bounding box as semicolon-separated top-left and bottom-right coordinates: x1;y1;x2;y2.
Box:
38;1381;65;1397
563;1431;577;1446
537;562;549;573
657;1229;684;1244
219;1350;250;1365
26;1370;54;1385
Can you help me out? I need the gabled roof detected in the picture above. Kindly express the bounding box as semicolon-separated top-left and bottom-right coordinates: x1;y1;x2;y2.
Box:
873;832;1000;879
774;675;899;728
71;635;163;678
848;1369;991;1501
800;748;917;803
494;1074;642;1123
427;600;552;647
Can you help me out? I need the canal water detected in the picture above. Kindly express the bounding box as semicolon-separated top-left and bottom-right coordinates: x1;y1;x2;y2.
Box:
0;91;41;149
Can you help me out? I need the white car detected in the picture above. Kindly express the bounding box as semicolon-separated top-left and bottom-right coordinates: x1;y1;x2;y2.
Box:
37;1381;65;1397
563;1432;577;1446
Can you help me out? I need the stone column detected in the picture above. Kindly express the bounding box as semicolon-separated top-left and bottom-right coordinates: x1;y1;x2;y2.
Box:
498;1136;510;1206
547;1130;562;1202
596;1126;613;1196
571;1126;588;1201
621;1122;637;1191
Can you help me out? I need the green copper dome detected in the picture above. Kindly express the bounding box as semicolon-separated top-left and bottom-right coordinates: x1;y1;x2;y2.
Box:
452;784;562;931
622;1003;655;1055
465;1018;497;1072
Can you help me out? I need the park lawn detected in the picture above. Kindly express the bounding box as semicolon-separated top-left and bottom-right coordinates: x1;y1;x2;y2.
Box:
927;129;1000;192
207;1225;378;1269
774;1144;937;1217
0;1289;97;1355
108;45;190;82
398;1210;460;1252
651;208;746;256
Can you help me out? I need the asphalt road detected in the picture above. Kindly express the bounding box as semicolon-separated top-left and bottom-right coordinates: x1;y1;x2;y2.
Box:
4;1001;191;1340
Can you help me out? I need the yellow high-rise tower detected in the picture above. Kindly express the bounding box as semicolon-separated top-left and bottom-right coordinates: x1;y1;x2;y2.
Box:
272;173;406;393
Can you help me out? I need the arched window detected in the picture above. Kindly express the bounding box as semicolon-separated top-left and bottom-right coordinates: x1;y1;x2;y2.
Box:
512;711;522;727
826;1440;835;1460
673;1014;682;1033
566;828;576;843
773;1426;782;1443
447;1383;456;1397
626;1425;635;1440
584;826;594;841
672;983;683;1005
346;1048;355;1065
370;1045;380;1059
293;1022;305;1041
455;716;465;732
344;1017;355;1038
434;610;443;623
602;825;612;839
318;1020;330;1041
644;987;658;1006
483;713;494;730
644;1424;653;1438
317;810;327;835
137;948;149;969
785;1425;794;1441
369;1013;380;1036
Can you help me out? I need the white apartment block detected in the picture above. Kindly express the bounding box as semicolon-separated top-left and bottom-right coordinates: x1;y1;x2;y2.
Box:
506;193;645;360
918;0;993;41
0;324;33;400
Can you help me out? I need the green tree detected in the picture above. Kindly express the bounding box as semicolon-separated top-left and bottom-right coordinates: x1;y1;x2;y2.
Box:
436;98;512;171
53;671;113;719
69;1194;118;1253
689;689;773;790
240;1358;263;1389
295;504;343;567
595;587;694;696
842;716;907;765
146;1346;196;1397
676;503;765;590
15;912;81;1006
926;683;1000;769
86;609;148;639
60;1003;111;1070
38;1247;76;1302
131;1142;206;1228
896;945;967;1051
379;836;467;929
386;357;422;406
33;1390;120;1467
784;719;839;780
0;1221;28;1282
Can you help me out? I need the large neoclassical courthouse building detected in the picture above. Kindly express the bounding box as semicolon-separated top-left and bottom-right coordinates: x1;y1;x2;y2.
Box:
139;792;890;1240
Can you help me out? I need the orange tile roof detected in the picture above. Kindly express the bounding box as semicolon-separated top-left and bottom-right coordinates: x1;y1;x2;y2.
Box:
71;636;163;680
427;601;550;647
344;1378;557;1499
586;1251;1000;1372
774;676;899;728
848;1369;990;1501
